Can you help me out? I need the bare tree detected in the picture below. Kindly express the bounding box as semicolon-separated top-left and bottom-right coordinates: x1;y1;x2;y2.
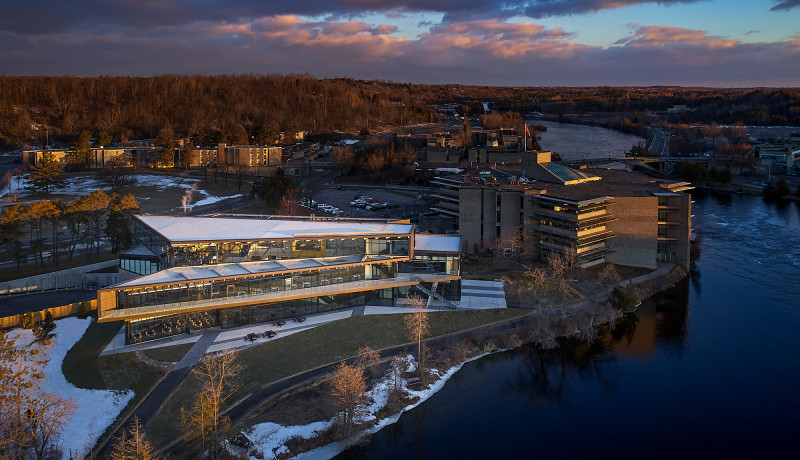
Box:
397;143;419;164
25;392;78;460
364;153;386;176
182;350;242;458
355;346;380;372
1;330;76;460
232;157;249;192
109;417;161;460
100;156;137;193
404;294;430;371
331;145;354;176
598;263;622;284
277;186;301;216
329;363;367;440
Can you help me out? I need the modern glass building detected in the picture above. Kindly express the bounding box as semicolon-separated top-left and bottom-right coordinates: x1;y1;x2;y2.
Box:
98;215;461;344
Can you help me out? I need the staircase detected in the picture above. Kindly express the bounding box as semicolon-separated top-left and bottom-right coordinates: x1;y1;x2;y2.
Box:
411;277;458;309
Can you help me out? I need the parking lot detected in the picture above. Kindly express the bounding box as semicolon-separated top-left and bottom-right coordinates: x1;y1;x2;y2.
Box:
311;185;433;219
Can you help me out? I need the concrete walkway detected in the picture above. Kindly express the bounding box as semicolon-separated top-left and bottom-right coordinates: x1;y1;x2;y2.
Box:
93;329;220;459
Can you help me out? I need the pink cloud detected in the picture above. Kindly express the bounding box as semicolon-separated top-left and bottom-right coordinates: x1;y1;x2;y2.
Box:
615;25;739;49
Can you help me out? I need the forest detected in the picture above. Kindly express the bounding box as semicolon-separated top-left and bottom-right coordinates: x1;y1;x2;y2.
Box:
1;75;798;149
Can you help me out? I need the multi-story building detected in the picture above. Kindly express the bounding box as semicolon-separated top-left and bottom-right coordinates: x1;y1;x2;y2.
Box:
435;152;693;270
23;143;283;169
99;215;461;344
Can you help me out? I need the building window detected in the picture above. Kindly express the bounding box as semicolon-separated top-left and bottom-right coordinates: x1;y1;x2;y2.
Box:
658;227;667;238
659;211;668;221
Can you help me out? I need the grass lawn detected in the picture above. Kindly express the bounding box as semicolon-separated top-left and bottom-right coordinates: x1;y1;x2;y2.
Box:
147;308;529;447
462;257;526;275
62;319;167;449
142;343;194;363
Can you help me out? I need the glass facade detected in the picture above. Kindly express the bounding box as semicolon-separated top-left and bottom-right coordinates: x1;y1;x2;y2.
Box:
111;217;462;344
131;220;411;268
117;264;380;310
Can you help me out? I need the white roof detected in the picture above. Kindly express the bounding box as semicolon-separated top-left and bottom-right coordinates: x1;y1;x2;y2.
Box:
137;216;414;243
414;234;461;253
113;254;395;288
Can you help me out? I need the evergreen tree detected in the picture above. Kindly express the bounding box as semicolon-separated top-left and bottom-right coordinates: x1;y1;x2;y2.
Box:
71;130;92;167
105;194;139;254
0;204;27;269
28;152;65;193
96;131;112;148
179;143;196;169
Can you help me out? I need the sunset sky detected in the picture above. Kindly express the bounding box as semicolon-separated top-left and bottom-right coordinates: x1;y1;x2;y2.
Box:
2;0;799;86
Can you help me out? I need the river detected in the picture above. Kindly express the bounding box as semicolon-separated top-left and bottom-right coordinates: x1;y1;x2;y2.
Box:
339;191;800;459
532;120;644;161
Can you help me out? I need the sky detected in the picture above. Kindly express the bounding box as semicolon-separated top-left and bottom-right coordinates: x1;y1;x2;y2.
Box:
1;0;799;87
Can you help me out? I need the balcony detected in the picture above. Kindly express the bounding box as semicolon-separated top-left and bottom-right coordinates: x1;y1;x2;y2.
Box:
99;273;458;321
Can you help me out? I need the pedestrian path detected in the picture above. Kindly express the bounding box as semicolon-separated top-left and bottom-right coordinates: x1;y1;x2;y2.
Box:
458;279;507;309
175;331;219;370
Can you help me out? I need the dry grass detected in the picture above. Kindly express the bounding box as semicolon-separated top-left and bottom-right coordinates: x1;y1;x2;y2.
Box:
146;308;528;448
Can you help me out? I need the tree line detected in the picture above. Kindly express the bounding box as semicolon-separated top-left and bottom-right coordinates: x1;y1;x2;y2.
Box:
0;191;139;269
2;75;798;151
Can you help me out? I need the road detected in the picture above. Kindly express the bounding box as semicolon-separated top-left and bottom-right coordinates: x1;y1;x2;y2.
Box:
648;128;670;157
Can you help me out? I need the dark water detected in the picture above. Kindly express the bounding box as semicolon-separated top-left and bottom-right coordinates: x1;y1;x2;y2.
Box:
534;120;645;161
340;192;800;459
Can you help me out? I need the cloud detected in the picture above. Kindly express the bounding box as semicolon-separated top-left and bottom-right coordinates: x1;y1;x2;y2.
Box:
744;30;760;36
0;1;708;35
1;7;798;86
521;0;701;18
771;0;800;11
614;25;739;49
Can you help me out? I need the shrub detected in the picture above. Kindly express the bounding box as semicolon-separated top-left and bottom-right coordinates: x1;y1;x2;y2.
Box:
77;302;89;319
22;312;36;329
609;282;639;312
43;311;55;331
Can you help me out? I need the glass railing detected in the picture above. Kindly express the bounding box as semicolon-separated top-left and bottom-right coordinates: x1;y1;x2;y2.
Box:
101;273;457;320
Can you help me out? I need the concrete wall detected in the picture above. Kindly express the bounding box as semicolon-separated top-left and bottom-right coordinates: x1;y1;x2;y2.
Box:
459;187;485;252
499;190;523;244
606;196;659;269
481;188;497;249
0;260;118;295
664;194;692;269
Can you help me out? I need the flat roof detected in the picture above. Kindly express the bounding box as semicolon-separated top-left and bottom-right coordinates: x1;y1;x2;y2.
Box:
136;216;414;243
523;168;691;201
414;234;461;253
112;254;398;289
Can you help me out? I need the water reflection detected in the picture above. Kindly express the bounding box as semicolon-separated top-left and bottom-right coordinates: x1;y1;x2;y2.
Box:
340;282;691;460
340;187;799;460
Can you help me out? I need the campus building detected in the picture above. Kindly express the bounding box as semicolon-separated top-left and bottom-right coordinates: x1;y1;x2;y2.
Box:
433;152;693;270
23;143;283;169
98;216;461;344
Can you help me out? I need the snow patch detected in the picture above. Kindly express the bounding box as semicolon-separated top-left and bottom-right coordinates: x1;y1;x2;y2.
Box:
250;353;489;459
9;318;134;460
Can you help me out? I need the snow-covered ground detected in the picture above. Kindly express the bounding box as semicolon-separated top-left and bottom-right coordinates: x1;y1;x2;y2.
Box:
0;173;242;211
8;318;134;460
245;353;488;459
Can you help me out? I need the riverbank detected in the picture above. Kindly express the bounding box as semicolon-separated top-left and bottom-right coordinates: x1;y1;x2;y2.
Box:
336;192;800;459
210;263;687;459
